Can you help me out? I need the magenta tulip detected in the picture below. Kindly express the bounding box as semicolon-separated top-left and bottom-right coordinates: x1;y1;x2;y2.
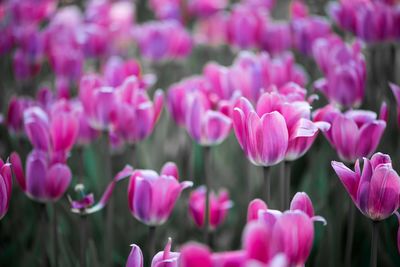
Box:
314;105;386;163
126;244;144;267
11;151;72;203
148;0;182;21
24;103;79;161
127;162;192;225
187;0;227;17
0;159;12;220
193;13;228;46
6;96;34;134
188;186;233;229
247;198;268;222
110;77;164;146
332;152;400;221
185;92;232;146
151;238;180;267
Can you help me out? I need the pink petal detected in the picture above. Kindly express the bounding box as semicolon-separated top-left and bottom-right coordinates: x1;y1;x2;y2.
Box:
356;121;386;159
161;162;179;180
10;152;26;191
331;161;359;201
179;243;212;267
331;114;359;162
243;221;272;263
46;163;72;201
290;192;314;218
126;244;144;267
247;199;268;222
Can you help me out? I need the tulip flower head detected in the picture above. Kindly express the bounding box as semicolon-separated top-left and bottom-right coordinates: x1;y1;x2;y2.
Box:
0;159;12;220
188;186;233;229
332;152;400;221
11;151;72;203
128;162;193;226
314;105;386;163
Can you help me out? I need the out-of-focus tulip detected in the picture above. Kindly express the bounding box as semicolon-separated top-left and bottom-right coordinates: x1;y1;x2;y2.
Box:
135;20;192;61
314;105;386;163
313;35;366;108
0;159;12;220
151;238;180;267
6;96;33;134
185;93;232;146
148;0;182;21
247;198;268;222
226;4;265;49
9;0;56;26
126;244;144;267
291;15;331;56
179;243;212;267
189;186;233;229
242;0;275;10
390;83;400;127
71;101;99;146
194;13;228;46
11;151;72;203
187;0;227;17
127;162;193;226
259;21;292;55
332;152;400;221
290;0;309;19
79;74;116;131
24;103;79;160
110;77;164;146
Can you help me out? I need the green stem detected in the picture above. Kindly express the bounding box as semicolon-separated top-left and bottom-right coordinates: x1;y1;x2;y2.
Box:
103;131;113;267
285;162;291;210
203;146;211;246
370;221;379;267
80;215;87;267
280;162;285;210
52;202;58;267
262;167;271;204
148;226;156;259
345;203;355;267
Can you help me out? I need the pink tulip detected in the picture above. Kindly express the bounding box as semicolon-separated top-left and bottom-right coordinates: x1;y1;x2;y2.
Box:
247;198;268;222
127;162;193;226
291;15;331;55
242;0;275;10
110;77;164;146
135;20;192;61
148;0;182;21
82;23;109;58
313;36;366;108
24;103;79;160
332;152;400;221
167;76;210;126
71;101;99;146
187;0;228;17
188;186;233;229
226;4;265;49
151;238;180;267
185;92;232;146
0;159;12;220
193;13;228;46
233;92;329;165
259;21;292;55
314;104;386;163
179;243;213;267
6;96;34;134
126;244;144;267
11;151;72;203
79;74;116;131
290;0;309;19
390;83;400;127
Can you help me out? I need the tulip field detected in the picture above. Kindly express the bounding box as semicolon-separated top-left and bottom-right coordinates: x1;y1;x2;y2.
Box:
1;0;400;266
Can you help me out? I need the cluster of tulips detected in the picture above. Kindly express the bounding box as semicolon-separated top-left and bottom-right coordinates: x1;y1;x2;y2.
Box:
1;0;400;266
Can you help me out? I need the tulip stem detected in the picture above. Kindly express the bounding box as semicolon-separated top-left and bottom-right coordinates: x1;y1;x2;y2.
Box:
103;131;114;267
285;162;291;209
80;215;87;267
345;203;355;267
203;146;212;246
262;167;271;204
280;162;285;210
129;144;136;167
148;226;156;259
52;202;59;267
370;221;379;267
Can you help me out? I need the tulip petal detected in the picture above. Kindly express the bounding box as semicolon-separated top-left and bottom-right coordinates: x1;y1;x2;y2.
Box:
10;152;26;191
134;178;152;223
126;244;144;267
232;108;247;150
153;89;164;125
243;221;272;263
26;150;48;201
331;114;359;162
247;199;268;222
290;192;314;218
331;161;359;201
356;121;386;159
260;111;288;166
161;162;179;180
46;164;72;200
179;243;212;267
